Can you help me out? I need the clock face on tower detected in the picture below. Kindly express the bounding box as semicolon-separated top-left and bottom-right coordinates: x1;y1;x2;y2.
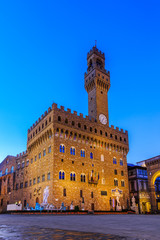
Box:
99;114;107;125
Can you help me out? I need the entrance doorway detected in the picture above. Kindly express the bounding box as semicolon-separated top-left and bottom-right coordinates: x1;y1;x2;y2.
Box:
36;197;39;204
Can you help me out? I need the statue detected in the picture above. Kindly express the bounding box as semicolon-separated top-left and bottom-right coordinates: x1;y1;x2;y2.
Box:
116;196;122;211
43;186;49;204
131;196;139;214
70;201;74;210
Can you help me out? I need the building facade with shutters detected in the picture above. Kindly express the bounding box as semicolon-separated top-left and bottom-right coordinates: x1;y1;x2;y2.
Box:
0;46;129;212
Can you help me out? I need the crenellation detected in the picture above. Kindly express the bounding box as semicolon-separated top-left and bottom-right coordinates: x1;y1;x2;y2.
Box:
116;127;119;131
111;125;114;129
79;113;83;118
67;108;71;113
73;111;77;115
120;129;124;133
60;106;65;111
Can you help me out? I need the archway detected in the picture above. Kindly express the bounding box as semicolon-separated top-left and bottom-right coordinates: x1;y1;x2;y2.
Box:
154;176;160;210
151;171;160;211
36;197;39;204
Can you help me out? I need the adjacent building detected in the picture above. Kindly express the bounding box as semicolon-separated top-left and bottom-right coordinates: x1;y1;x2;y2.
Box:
0;46;129;212
128;164;151;213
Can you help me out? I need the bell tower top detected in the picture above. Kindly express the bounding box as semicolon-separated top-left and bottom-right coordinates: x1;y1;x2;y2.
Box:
85;46;110;125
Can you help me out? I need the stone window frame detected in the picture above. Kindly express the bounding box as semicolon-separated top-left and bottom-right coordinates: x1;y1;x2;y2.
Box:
113;157;117;164
114;178;118;186
47;172;50;180
121;180;125;187
60;144;65;153
120;159;123;166
59;170;65;180
43;149;46;157
81;173;86;182
70;146;76;155
70;172;76;181
22;161;25;168
80;149;85;157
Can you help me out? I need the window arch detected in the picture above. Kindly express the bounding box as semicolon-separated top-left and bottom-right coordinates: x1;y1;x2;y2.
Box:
22;161;25;168
90;152;93;159
5;168;8;175
11;166;14;173
113;157;117;164
59;171;65;180
70;147;75;155
81;149;85;157
114;178;118;186
70;172;76;181
81;174;86;182
60;144;65;153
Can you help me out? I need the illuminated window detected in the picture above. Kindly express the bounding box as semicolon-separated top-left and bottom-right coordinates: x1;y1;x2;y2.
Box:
70;173;76;181
81;174;86;182
70;147;75;155
120;159;123;166
113;157;117;164
60;144;65;153
81;150;85;157
121;180;125;187
114;179;118;186
59;171;65;180
90;152;93;159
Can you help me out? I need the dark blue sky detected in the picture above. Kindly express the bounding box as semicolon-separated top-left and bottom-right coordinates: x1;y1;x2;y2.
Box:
0;0;160;163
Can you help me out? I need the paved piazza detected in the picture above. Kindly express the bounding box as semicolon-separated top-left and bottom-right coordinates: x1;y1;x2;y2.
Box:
0;214;160;240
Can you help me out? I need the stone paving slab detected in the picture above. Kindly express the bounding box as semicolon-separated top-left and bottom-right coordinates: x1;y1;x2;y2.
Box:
0;214;159;239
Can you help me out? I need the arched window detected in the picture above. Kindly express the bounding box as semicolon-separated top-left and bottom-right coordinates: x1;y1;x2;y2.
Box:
90;152;93;159
70;172;76;181
5;168;8;175
11;166;14;173
70;147;75;155
26;160;29;167
114;178;118;186
121;180;125;187
81;150;85;157
81;174;86;182
22;161;25;168
120;159;123;166
59;171;65;180
0;171;2;177
60;144;65;153
113;157;117;164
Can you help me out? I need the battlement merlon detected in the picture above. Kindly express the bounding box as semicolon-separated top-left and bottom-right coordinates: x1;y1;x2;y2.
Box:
27;103;128;143
87;46;105;60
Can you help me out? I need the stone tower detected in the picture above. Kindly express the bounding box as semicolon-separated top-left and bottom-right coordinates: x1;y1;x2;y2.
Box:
85;46;110;125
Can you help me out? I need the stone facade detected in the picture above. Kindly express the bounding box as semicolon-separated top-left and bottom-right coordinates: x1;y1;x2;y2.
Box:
0;46;129;212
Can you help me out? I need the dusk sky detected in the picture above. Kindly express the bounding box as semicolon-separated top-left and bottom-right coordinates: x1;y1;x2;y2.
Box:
0;0;160;164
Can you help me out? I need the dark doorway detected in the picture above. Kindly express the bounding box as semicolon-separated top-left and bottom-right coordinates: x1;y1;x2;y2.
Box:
36;197;39;204
91;203;94;211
